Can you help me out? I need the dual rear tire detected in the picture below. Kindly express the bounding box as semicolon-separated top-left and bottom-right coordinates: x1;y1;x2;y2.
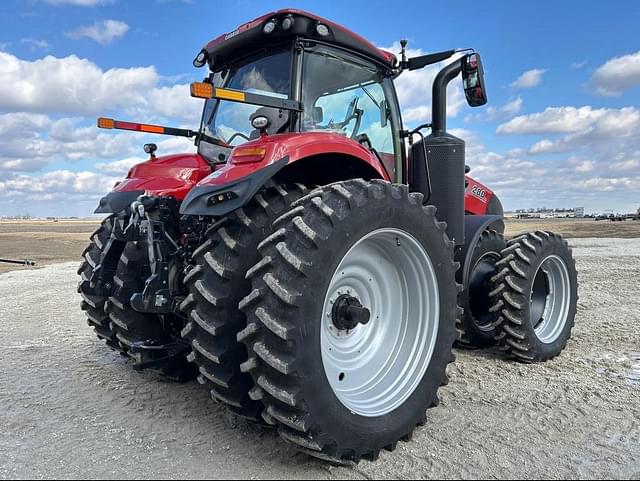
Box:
237;180;460;462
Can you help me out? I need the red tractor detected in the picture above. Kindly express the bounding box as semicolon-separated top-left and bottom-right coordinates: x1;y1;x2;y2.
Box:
80;9;578;462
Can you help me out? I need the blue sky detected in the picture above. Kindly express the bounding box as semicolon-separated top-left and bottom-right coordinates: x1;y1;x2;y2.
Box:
0;0;639;216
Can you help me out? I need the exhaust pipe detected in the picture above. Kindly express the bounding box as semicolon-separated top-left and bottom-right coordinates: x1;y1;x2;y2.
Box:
431;58;463;134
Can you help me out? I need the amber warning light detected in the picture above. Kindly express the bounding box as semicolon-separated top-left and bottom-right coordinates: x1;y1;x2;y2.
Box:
190;82;214;99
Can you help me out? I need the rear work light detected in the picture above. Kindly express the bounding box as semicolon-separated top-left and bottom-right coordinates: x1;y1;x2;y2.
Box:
231;145;267;163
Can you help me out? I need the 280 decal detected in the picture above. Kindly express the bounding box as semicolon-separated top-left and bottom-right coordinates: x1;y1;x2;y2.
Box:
470;184;488;202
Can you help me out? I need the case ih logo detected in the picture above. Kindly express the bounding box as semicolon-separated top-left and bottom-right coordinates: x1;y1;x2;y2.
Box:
224;29;240;40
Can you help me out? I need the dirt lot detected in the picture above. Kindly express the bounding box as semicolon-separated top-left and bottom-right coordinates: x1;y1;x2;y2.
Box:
0;220;99;274
0;220;639;479
1;217;639;274
504;218;640;239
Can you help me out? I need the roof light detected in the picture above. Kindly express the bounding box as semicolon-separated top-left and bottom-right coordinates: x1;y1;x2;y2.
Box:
263;19;277;34
316;23;330;37
193;49;208;68
281;15;294;31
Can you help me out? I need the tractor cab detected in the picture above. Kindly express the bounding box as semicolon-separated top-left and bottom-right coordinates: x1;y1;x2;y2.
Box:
193;10;403;179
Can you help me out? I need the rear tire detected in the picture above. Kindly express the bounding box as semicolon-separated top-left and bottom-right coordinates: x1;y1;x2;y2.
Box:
457;229;506;348
181;184;308;421
78;216;120;351
490;231;578;362
239;180;460;462
106;241;196;381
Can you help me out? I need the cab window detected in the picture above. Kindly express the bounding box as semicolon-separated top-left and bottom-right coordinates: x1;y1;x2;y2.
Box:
301;45;396;166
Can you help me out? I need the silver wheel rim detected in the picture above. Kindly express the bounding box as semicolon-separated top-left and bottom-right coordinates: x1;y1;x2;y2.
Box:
531;254;571;344
321;228;439;417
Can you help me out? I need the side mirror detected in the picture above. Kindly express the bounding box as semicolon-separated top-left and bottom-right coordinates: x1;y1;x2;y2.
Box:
462;53;488;107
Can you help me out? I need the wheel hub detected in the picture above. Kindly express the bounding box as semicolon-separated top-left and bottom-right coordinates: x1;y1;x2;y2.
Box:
331;294;371;331
320;228;440;417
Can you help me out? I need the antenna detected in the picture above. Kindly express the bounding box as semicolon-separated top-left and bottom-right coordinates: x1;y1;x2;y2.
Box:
400;39;408;68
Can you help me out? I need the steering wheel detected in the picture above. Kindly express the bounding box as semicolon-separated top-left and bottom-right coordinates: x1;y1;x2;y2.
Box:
226;132;251;145
326;97;363;138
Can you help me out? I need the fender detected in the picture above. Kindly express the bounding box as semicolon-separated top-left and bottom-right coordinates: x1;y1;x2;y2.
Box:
179;132;387;216
464;176;501;216
95;153;212;213
455;214;505;287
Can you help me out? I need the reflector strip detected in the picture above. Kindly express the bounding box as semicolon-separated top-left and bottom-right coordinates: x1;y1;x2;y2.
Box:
214;88;246;102
140;124;165;134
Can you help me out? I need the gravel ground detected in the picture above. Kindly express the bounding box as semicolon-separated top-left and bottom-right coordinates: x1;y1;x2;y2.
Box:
1;237;639;479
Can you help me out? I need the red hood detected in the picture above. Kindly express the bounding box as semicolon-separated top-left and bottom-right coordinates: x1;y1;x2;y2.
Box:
113;153;212;200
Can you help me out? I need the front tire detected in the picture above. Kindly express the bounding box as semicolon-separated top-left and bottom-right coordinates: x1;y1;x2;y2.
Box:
490;231;578;362
239;180;460;462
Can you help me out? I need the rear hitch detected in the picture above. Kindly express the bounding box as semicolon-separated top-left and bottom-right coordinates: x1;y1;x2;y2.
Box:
129;197;182;315
129;219;179;314
128;338;191;370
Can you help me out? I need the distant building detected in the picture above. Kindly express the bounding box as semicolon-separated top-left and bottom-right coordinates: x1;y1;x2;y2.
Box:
575;207;585;218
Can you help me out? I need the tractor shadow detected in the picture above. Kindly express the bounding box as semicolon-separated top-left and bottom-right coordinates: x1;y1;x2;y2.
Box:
453;344;506;362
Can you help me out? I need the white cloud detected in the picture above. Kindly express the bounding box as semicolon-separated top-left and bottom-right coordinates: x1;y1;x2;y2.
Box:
45;0;113;5
500;96;523;115
462;104;640;212
0;52;201;122
465;97;522;123
571;60;587;70
67;20;130;45
0;113;155;173
20;38;50;51
496;106;640;135
591;50;640;96
95;157;145;176
510;68;546;89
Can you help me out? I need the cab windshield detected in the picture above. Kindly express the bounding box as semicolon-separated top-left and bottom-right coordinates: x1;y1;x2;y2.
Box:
198;46;292;162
